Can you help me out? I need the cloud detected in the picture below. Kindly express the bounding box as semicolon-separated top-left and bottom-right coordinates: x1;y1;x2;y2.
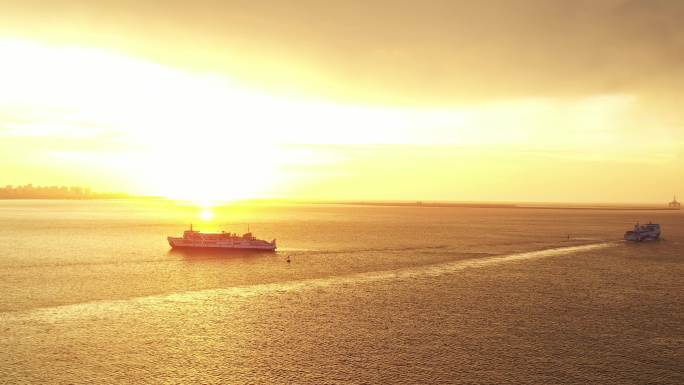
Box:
1;0;683;105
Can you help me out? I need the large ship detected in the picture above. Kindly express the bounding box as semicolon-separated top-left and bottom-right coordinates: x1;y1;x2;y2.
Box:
168;225;277;251
624;222;661;242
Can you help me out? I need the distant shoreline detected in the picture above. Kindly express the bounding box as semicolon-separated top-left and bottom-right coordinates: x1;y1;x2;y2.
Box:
0;197;679;211
0;196;159;201
304;200;681;211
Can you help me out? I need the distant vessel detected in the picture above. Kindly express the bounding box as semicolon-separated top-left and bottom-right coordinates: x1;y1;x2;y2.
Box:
624;222;661;242
168;225;277;250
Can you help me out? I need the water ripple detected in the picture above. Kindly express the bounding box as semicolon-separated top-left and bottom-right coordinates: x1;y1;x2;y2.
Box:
3;242;616;323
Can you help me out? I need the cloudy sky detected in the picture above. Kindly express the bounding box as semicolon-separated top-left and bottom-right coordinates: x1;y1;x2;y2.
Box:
1;0;682;202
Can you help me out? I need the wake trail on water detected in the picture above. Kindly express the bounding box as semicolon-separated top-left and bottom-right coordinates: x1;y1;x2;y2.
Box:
274;241;617;288
4;242;617;321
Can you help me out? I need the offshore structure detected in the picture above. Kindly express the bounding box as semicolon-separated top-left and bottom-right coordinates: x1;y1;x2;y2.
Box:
668;195;681;209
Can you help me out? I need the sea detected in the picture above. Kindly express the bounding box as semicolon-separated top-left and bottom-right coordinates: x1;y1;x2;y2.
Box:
0;200;682;384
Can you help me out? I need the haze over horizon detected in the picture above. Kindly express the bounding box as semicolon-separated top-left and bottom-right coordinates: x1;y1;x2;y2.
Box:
1;0;683;204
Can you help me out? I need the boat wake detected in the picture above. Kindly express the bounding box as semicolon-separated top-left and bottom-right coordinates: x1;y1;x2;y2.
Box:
279;242;617;288
4;242;618;322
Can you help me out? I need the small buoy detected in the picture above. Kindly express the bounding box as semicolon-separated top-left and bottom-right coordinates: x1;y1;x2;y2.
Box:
286;256;291;263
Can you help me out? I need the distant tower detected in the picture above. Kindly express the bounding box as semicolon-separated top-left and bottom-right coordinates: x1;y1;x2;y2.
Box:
669;195;681;209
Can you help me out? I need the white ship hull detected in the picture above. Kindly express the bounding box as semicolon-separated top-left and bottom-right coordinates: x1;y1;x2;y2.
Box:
168;237;276;250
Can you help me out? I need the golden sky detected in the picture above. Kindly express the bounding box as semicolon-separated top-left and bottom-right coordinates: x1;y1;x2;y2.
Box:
1;0;682;203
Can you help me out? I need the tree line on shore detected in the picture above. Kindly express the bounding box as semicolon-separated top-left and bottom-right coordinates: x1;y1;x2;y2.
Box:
0;184;129;199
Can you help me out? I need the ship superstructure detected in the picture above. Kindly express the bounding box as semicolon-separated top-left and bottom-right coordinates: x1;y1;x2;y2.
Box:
624;222;661;242
168;225;276;250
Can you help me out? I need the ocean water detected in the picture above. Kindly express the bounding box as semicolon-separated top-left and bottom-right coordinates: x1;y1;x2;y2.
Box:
0;200;682;384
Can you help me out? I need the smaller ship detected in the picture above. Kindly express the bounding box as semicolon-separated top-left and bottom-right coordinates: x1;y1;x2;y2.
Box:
624;222;661;242
168;225;277;251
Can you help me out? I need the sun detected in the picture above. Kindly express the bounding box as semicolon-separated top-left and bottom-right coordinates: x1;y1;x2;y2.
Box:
131;139;284;204
0;38;291;203
1;38;483;204
200;206;214;221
